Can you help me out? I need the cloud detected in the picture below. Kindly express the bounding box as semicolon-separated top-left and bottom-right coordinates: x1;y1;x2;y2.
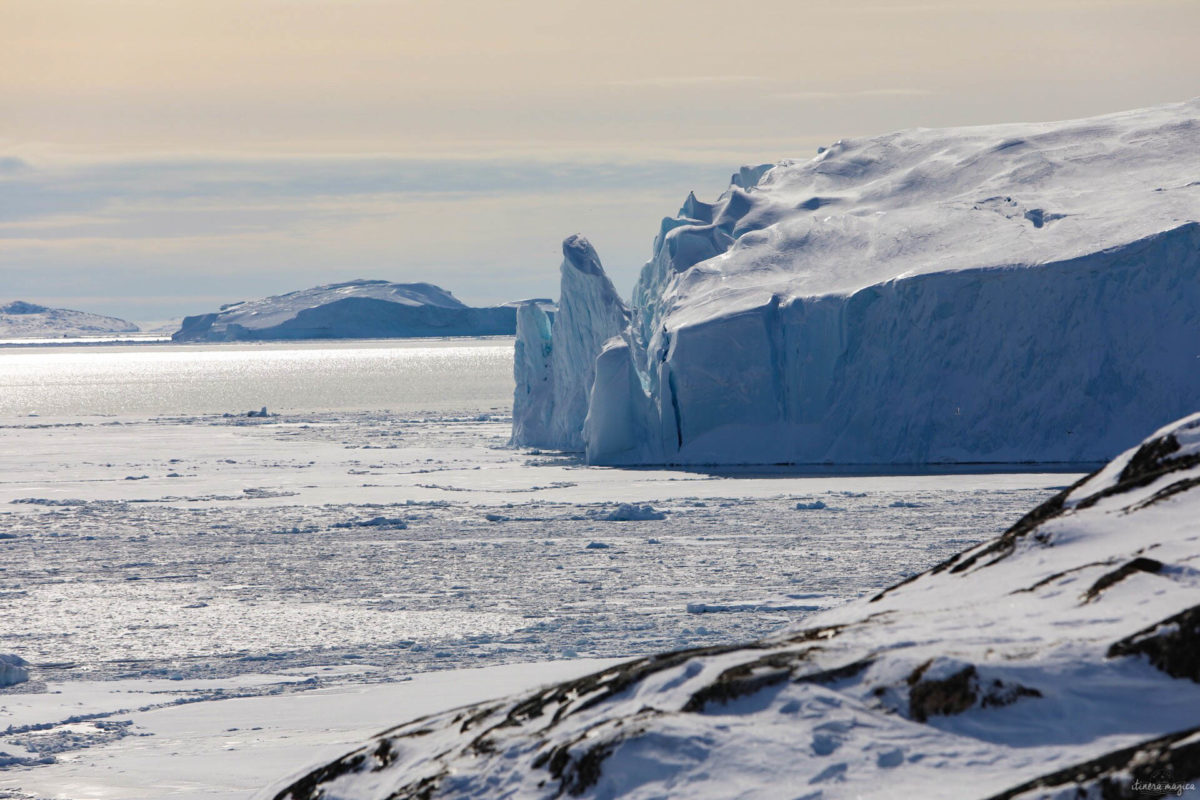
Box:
604;76;771;88
0;152;745;317
773;88;936;101
0;154;734;229
0;157;30;175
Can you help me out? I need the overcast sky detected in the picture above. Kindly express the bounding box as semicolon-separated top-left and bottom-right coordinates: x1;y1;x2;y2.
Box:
2;0;1198;323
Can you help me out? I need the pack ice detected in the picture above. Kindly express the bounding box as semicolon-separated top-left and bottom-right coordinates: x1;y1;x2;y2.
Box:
173;279;552;342
267;410;1200;800
513;99;1200;464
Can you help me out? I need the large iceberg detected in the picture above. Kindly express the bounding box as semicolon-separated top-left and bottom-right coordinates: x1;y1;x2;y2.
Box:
174;279;551;342
514;99;1200;465
511;236;629;450
0;301;139;338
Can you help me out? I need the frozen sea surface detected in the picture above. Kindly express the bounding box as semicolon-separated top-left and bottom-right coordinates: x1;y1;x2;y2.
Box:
0;339;1084;798
0;410;1076;684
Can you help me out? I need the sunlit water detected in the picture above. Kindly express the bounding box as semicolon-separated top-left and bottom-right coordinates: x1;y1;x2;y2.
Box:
0;337;515;418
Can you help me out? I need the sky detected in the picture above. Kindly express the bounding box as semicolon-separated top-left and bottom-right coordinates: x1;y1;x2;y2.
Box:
2;0;1198;324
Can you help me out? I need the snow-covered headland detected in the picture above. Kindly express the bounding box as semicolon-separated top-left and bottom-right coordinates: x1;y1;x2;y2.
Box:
0;301;139;339
173;279;554;342
514;99;1200;465
269;410;1200;799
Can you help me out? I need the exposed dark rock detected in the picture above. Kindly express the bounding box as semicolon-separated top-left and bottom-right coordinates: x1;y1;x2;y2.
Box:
273;750;368;800
984;723;1200;800
681;649;813;712
906;661;1042;722
1011;559;1116;595
871;473;1093;604
492;642;759;732
1084;557;1164;602
382;773;445;800
1108;604;1200;682
979;679;1042;709
1075;429;1200;513
794;658;876;687
547;736;619;797
1119;433;1183;484
907;661;979;723
1126;476;1200;513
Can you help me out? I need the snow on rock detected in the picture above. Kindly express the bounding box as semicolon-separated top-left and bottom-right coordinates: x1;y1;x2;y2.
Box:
0;654;29;687
0;301;139;338
172;280;547;342
266;411;1200;799
511;236;630;451
519;99;1200;465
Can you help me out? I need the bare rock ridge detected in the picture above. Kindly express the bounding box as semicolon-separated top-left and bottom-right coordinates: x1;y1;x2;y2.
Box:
173;279;553;342
513;98;1200;465
0;300;139;338
265;410;1200;799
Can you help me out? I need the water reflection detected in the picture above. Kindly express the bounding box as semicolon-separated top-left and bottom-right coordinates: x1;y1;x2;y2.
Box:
0;337;515;417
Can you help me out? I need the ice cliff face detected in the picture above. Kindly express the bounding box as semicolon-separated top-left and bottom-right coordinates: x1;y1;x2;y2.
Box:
173;280;544;342
0;654;28;688
511;236;629;451
0;301;139;338
267;411;1200;800
515;99;1200;464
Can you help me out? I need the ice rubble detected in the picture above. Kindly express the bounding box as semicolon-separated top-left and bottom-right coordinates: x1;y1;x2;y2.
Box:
173;279;553;342
513;98;1200;465
267;410;1200;800
0;301;139;338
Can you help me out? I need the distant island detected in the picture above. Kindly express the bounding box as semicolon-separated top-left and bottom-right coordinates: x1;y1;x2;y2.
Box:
0;300;140;339
172;279;553;342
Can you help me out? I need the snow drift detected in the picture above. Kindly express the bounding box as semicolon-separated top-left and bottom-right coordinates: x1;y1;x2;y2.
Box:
0;301;139;338
267;410;1200;799
173;280;551;342
513;99;1200;465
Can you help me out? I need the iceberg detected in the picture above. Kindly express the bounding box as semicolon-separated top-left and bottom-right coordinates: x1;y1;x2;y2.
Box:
511;236;629;451
173;279;552;342
513;99;1200;465
0;653;28;687
0;301;139;338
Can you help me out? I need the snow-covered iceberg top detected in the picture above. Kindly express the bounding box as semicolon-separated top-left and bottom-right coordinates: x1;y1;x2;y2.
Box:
514;98;1200;464
173;279;549;342
266;410;1200;800
0;301;139;338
